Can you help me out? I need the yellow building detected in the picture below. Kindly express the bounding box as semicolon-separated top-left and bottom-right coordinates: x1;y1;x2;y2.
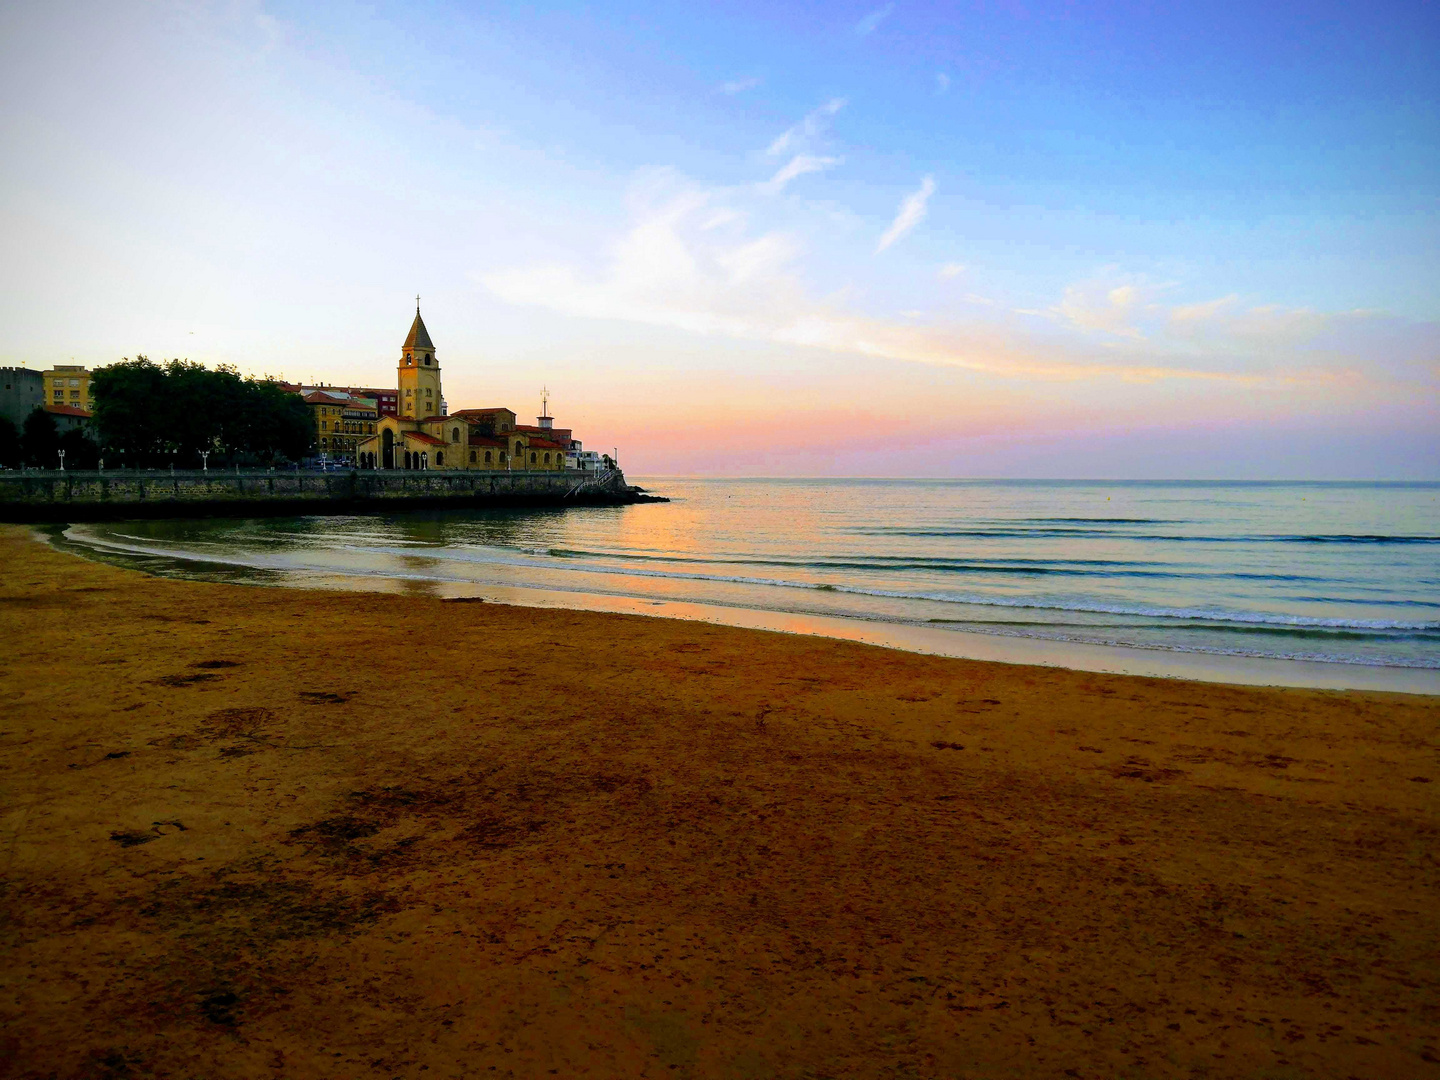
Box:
304;390;379;462
354;307;568;472
43;365;93;411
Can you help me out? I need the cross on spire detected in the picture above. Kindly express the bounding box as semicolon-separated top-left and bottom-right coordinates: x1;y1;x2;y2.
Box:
416;293;421;311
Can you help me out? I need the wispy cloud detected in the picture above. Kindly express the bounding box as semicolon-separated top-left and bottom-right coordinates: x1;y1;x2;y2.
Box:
768;97;845;156
759;154;841;195
935;72;950;94
938;262;965;279
1053;278;1350;350
719;76;761;95
855;3;894;36
481;174;1354;389
1054;281;1151;339
876;175;935;252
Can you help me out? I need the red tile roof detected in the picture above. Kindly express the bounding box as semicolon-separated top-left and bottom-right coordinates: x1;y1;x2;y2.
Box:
304;391;351;405
405;432;446;447
44;405;92;418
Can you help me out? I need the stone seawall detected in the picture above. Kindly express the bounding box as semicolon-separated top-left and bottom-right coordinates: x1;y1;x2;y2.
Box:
0;468;647;522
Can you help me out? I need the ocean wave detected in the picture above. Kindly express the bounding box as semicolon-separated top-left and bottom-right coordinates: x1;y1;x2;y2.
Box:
912;620;1440;669
811;582;1439;631
539;546;1334;582
926;617;1435;642
335;540;1438;631
847;527;1440;544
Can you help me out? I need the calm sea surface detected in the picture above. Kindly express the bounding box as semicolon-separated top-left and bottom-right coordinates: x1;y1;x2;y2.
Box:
63;479;1440;670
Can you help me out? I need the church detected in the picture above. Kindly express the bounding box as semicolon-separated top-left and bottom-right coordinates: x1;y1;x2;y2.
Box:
354;305;571;472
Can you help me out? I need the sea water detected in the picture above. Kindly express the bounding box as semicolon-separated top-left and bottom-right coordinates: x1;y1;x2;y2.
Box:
61;478;1439;671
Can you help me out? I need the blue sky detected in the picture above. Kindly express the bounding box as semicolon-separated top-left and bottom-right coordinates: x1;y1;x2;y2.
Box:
0;0;1436;475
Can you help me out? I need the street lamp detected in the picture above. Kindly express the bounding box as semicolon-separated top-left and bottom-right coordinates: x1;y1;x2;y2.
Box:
200;451;210;472
57;450;65;471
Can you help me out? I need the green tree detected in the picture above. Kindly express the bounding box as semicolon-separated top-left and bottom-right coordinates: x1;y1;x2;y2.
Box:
58;427;101;469
21;408;59;468
91;358;314;467
0;416;20;468
90;357;168;467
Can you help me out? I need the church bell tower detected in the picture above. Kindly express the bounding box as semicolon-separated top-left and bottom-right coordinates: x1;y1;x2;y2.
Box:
398;298;441;420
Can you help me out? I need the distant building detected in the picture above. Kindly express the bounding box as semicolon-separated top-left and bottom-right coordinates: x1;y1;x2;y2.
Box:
353;305;570;472
43;365;93;411
304;390;379;463
0;367;43;426
293;383;399;418
43;404;93;434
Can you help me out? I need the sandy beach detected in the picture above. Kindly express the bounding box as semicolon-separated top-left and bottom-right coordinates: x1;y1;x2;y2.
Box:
2;522;1437;1078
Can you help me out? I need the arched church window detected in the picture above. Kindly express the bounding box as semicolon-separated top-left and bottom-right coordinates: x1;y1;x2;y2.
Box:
436;451;443;466
530;451;537;463
484;451;492;463
469;450;476;463
543;453;550;464
452;428;460;442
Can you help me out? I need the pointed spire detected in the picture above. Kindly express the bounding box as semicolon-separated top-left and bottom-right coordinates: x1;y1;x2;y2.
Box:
403;302;434;350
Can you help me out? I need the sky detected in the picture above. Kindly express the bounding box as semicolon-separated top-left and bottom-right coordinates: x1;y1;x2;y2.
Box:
0;0;1436;478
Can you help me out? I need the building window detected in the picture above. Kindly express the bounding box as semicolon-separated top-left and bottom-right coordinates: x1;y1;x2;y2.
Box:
452;427;459;442
469;450;476;463
435;451;443;466
543;453;550;464
530;452;536;463
426;388;432;397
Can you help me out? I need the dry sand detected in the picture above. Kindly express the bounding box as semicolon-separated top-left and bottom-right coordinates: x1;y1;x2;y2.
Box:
1;524;1437;1078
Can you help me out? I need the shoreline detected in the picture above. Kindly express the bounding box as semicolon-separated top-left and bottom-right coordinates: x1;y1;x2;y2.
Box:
48;525;1440;695
4;524;1438;1078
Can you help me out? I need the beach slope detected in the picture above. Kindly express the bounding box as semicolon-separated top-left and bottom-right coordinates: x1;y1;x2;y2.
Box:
1;525;1436;1078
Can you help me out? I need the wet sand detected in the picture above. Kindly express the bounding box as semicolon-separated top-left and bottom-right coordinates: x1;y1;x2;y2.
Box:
1;523;1437;1078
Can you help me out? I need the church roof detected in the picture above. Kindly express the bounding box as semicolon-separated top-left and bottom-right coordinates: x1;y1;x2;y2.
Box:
403;309;434;350
450;406;516;418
